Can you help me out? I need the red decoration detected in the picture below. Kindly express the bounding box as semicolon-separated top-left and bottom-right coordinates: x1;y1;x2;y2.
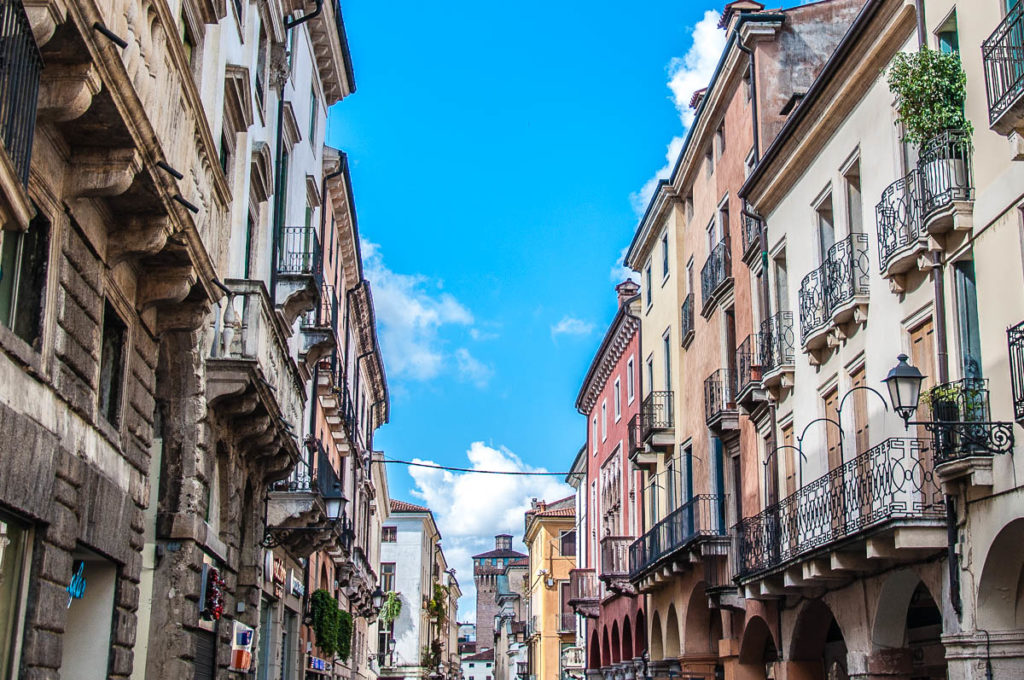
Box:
201;566;226;621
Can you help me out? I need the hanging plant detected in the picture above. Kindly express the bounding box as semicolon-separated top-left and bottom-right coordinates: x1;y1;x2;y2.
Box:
887;47;971;147
421;639;443;669
200;566;226;621
310;589;340;657
337;610;353;662
379;591;402;625
425;583;448;623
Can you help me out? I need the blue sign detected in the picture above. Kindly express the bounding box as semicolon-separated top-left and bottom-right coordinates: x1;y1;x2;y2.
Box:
66;560;86;608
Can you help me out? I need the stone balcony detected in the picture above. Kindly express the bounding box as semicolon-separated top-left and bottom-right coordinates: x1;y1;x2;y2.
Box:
265;439;345;558
798;233;870;358
628;391;674;471
207;279;305;481
735;437;946;599
568;568;600;618
276;225;323;325
599;536;636;596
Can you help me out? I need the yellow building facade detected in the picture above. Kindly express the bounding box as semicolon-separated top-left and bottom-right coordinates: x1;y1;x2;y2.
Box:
524;497;577;680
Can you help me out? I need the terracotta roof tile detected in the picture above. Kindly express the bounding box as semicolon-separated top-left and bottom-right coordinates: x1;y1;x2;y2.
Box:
390;499;430;513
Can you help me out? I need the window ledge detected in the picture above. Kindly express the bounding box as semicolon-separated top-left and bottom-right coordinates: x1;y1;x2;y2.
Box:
0;323;44;378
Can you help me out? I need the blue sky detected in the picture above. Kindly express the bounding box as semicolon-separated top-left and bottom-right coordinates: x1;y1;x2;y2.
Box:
324;0;796;618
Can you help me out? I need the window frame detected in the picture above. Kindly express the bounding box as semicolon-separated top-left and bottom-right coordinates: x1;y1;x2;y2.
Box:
613;377;622;421
626;357;635;405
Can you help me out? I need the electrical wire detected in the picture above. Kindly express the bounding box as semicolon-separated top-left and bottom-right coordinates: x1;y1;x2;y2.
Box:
381;457;571;476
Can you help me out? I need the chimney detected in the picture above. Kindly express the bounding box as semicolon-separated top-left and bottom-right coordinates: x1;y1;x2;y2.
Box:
495;534;512;551
615;280;640;308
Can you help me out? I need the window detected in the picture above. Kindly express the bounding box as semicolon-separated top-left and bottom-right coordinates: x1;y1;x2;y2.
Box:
382;526;397;542
178;7;196;69
243;212;256;278
815;193;835;264
644;265;652;307
954;260;982;379
0;208;49;348
646;357;654;395
719;201;730;241
380;563;396;592
559;530;576;556
844;161;862;235
705;146;714;177
592;417;598;455
716;122;726;158
600;400;607;441
219;132;231;175
661;233;669;279
98;302;127;427
662;330;672;393
309;87;318;143
613;378;621;421
626;358;635;404
706;219;716;254
773;250;789;313
0;512;30;679
684;193;694;222
686;259;694;296
255;29;268;111
936;10;959;53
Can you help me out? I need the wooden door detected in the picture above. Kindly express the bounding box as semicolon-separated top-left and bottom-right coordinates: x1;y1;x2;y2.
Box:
782;423;796;498
780;422;798;554
850;365;874;517
909;319;938;510
823;387;846;535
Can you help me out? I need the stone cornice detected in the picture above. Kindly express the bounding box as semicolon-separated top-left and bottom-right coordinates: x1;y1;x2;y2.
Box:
576;303;640;415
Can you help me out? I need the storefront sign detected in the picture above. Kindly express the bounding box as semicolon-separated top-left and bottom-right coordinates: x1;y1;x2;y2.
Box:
229;620;255;672
66;560;86;608
289;570;304;597
308;655;332;673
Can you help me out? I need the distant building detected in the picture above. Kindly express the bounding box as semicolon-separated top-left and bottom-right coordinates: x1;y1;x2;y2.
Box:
473;534;527;650
462;649;495;680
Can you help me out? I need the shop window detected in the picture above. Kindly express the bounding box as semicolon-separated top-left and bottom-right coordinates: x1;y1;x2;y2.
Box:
60;550;116;680
0;207;50;348
0;513;30;679
98;301;127;427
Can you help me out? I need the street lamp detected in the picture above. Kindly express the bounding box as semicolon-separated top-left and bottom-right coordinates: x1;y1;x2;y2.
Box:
883;354;926;426
372;585;385;609
260;492;349;548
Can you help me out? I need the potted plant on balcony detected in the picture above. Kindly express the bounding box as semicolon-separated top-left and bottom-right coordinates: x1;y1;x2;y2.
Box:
887;48;972;208
425;583;448;623
379;590;403;625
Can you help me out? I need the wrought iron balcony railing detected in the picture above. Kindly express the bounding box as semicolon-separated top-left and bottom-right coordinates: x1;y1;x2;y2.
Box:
700;238;732;310
303;283;339;332
925;378;1014;464
704;369;736;424
735;335;762;396
277;226;323;282
760;311;795;374
599;535;632;580
1011;321;1024;425
983;0;1024;127
0;0;42;187
741;213;761;262
639;391;673;441
919;129;974;215
627;412;641;454
629;495;723;578
680;293;695;347
876;169;925;271
798;233;870;344
735;437;944;579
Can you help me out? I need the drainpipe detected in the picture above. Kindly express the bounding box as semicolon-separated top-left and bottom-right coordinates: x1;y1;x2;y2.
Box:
735;38;760;162
286;0;324;30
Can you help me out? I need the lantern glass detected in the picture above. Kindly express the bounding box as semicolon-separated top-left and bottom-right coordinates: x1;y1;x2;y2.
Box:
372;586;384;608
325;497;343;521
883;354;925;424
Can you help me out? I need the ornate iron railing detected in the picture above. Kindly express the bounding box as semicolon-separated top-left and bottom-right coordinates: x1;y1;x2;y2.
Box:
736;335;762;395
704;369;736;423
680;293;695;345
303;283;338;331
876;169;925;270
919;130;974;215
798;233;869;343
627;413;641;454
315;439;344;502
741;214;761;261
600;536;632;579
735;437;944;578
760;311;794;374
1010;321;1024;424
925;378;1014;463
639;391;673;440
700;238;732;308
0;0;42;187
983;0;1024;125
628;495;723;577
277;226;323;282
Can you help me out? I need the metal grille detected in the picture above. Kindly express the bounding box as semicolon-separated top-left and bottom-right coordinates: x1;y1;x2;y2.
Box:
0;0;42;187
798;233;869;344
760;311;794;373
277;226;323;282
700;238;732;308
741;213;761;260
983;1;1024;125
735;437;944;578
919;130;974;215
628;495;723;577
736;335;761;395
876;169;924;271
639;391;673;440
1011;321;1024;424
703;369;735;423
680;293;695;344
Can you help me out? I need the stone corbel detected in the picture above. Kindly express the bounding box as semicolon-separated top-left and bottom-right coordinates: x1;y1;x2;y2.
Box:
108;216;170;266
888;274;906;296
23;0;66;48
155;300;209;334
37;63;102;122
68;148;142;198
269;43;290;91
826;327;844;349
278;282;318;329
136;266;195;311
852;304;869;326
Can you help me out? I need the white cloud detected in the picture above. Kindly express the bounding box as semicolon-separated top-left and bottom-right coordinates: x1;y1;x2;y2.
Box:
455;348;493;388
610;245;641;284
407;442;573;623
550;316;595;338
630;10;726;216
362;240;474;381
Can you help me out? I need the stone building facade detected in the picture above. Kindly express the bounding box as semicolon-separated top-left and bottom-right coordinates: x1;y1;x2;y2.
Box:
0;0;392;678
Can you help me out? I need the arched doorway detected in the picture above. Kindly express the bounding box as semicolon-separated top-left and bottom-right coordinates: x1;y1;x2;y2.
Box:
611;621;621;664
738;615;777;679
649;611;664;660
681;584;722;678
635;609;647;659
790;600;847;680
664;605;681;659
622;616;634;662
602;625;611;669
978;518;1024;630
871;570;946;680
589;629;601;669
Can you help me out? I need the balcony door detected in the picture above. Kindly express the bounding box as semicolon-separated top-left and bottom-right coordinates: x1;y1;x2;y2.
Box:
816;195;836;265
850;365;874;518
909;319;938;510
823;387;847;537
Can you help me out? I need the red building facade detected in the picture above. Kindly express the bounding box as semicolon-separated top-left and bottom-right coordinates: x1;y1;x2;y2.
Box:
569;282;647;675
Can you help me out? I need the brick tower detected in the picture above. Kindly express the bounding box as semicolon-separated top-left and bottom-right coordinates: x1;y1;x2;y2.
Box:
473;534;526;651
